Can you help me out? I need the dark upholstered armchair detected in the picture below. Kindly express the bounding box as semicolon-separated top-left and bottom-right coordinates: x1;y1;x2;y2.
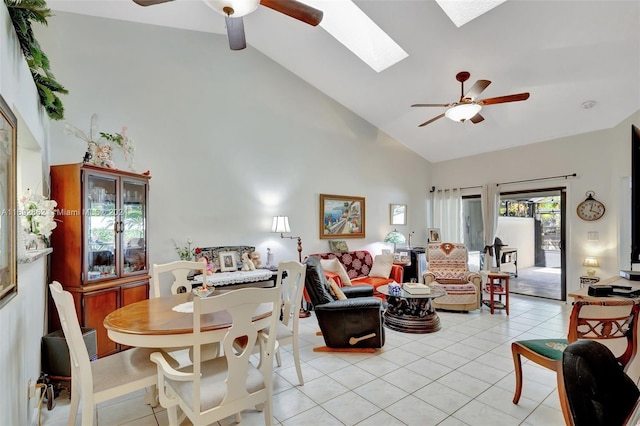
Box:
563;340;640;426
303;256;385;349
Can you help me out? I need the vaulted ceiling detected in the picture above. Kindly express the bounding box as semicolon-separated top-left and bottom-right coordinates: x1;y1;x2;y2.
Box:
46;0;640;163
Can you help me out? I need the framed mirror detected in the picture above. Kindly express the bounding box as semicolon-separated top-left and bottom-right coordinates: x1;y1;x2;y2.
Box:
0;94;17;309
390;203;407;225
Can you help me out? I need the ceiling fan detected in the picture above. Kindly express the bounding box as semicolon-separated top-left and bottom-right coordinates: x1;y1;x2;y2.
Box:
411;71;530;127
133;0;323;51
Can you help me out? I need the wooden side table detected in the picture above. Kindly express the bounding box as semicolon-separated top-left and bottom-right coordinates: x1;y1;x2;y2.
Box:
579;275;600;288
483;272;510;315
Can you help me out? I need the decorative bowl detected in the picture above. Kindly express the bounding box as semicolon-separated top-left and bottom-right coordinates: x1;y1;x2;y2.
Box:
192;286;215;298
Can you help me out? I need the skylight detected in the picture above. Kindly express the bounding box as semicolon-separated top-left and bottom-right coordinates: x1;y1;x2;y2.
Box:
435;0;507;27
304;0;408;73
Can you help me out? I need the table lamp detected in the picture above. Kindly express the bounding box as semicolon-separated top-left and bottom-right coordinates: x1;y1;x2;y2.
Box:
384;229;406;252
582;256;599;276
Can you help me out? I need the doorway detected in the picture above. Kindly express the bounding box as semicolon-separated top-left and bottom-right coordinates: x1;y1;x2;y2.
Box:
497;188;566;301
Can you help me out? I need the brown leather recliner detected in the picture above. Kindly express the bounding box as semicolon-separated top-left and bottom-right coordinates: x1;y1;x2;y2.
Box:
303;256;385;349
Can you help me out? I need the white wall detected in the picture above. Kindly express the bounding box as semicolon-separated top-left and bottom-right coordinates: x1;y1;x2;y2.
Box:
0;5;51;425
35;12;432;268
431;111;640;297
496;217;535;269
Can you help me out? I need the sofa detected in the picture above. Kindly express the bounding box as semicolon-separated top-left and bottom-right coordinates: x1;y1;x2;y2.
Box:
422;242;482;311
307;250;403;301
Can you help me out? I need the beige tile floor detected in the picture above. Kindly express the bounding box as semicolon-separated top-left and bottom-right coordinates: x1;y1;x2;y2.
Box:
39;294;572;425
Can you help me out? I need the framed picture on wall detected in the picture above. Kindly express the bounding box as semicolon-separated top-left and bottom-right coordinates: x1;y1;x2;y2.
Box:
219;251;237;272
329;240;349;253
390;203;407;225
428;228;441;243
319;194;365;239
0;94;16;310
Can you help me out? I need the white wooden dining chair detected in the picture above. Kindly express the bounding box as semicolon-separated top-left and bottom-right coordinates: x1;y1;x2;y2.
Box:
270;261;307;385
49;281;171;426
152;260;206;297
150;285;282;426
152;260;221;363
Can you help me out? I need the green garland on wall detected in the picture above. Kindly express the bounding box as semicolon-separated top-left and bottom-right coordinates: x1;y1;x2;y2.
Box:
5;0;67;120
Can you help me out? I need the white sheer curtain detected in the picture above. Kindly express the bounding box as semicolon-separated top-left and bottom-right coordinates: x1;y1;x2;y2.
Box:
433;188;463;242
481;183;500;270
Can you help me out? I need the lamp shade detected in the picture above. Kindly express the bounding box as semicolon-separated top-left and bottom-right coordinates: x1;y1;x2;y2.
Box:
384;230;406;244
271;216;291;233
445;103;482;122
582;257;599;267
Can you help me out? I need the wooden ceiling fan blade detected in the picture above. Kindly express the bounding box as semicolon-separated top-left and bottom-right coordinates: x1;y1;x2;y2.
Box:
132;0;173;6
260;0;323;26
479;92;530;106
470;113;484;124
411;103;451;108
463;79;491;101
419;113;445;127
225;16;246;50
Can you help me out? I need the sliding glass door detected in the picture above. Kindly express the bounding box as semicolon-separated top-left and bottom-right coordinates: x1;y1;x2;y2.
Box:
461;188;566;300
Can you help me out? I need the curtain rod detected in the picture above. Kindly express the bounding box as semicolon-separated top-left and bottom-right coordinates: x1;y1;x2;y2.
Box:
429;185;481;193
429;173;577;193
498;173;577;186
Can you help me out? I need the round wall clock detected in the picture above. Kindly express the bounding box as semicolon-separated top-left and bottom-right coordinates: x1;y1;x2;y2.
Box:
576;191;605;221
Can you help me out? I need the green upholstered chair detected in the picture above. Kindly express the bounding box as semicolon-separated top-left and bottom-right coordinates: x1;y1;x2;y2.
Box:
511;299;640;426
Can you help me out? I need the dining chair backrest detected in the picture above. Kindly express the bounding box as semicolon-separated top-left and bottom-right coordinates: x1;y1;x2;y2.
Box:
274;260;307;385
568;299;640;370
278;261;307;333
193;286;281;418
50;281;93;390
152;260;207;297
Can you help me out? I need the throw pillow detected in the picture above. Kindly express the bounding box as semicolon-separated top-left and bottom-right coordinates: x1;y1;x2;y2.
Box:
320;258;352;286
369;253;394;278
327;278;347;301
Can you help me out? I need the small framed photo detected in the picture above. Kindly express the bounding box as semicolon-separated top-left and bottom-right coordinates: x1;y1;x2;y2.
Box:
390;203;407;225
329;240;349;253
381;249;391;255
219;251;237;272
428;228;441;243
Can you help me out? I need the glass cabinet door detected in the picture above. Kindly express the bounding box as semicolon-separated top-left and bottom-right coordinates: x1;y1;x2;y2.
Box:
122;179;147;275
85;174;117;281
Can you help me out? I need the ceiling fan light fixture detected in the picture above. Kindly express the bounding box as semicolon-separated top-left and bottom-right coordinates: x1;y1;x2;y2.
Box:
204;0;259;17
445;103;482;122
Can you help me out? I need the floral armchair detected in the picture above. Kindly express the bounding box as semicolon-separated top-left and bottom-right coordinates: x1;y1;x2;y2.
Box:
423;242;482;312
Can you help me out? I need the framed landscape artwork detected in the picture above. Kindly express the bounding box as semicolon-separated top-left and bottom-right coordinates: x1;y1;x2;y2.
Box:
0;94;16;309
319;194;365;239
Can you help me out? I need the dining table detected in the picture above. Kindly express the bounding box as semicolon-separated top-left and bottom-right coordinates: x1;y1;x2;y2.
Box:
103;290;275;408
103;291;274;349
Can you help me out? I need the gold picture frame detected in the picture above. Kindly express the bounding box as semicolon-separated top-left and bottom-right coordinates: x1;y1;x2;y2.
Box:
0;94;17;309
319;194;365;239
390;203;407;225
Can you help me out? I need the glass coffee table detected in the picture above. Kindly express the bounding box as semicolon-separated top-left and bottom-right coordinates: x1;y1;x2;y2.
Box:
377;284;446;333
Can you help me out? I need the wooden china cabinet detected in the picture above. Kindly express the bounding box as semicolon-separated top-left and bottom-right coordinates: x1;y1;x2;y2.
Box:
49;163;151;357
